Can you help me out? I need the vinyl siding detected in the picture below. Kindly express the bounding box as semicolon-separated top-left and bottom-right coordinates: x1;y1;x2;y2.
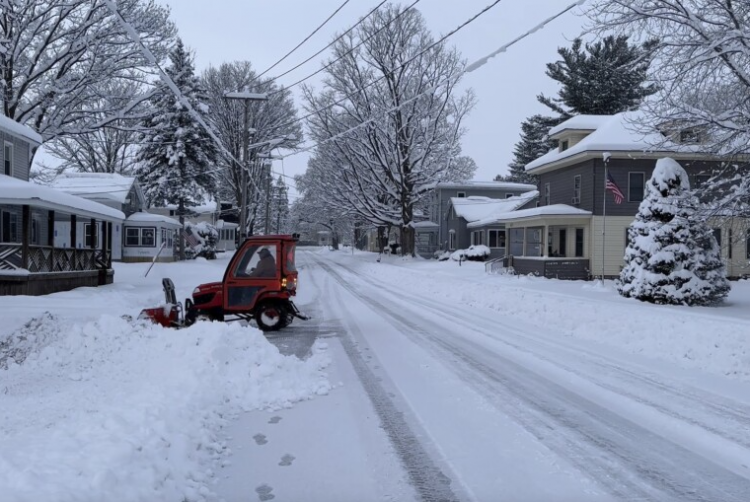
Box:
538;161;594;210
1;131;32;181
589;216;633;278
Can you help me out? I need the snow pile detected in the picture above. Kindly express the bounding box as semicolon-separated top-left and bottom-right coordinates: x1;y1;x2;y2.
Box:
451;245;491;261
0;315;330;501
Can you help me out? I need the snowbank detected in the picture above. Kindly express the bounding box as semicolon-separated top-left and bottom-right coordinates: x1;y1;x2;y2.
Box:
451;245;490;261
0;314;330;501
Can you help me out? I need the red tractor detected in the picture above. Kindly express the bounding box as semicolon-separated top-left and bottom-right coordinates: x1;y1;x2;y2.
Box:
139;234;308;331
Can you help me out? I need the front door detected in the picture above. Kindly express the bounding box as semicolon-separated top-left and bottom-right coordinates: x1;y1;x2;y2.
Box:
223;242;280;312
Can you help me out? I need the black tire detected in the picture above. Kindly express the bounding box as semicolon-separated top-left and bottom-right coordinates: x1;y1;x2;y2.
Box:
254;301;287;332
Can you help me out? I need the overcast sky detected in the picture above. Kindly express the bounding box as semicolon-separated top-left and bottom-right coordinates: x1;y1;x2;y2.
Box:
163;0;586;197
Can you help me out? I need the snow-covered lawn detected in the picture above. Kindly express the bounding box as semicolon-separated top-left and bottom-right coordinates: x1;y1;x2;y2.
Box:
0;256;330;501
328;248;750;381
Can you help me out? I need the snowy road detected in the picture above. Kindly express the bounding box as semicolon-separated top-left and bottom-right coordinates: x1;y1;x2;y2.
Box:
222;249;750;502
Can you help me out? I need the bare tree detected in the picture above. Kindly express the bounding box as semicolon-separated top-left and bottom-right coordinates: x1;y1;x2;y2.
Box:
0;0;174;139
303;4;476;256
588;0;750;214
201;61;303;231
42;80;145;175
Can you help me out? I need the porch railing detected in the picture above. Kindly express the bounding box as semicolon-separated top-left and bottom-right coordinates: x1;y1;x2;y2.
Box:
0;244;110;273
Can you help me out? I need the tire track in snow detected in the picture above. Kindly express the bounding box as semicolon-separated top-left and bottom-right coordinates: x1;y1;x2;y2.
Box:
315;256;750;502
303;253;462;502
335;257;750;450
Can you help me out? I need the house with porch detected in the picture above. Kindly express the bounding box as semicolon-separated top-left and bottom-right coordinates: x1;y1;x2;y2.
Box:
430;180;537;251
0;116;124;295
445;191;539;259
518;111;750;280
50;172;182;262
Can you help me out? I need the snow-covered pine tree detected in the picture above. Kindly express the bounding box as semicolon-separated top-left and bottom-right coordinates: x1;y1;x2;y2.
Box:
137;39;218;259
502;35;657;182
618;158;730;306
538;35;658;117
499;115;560;184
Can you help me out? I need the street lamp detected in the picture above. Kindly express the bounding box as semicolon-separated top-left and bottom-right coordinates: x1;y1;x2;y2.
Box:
224;91;268;241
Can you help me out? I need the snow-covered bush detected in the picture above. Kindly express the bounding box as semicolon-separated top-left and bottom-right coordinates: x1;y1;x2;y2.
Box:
434;250;451;261
184;221;219;260
618;158;730;306
451;245;490;262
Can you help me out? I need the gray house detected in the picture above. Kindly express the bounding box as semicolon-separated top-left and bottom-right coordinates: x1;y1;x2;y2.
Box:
0;116;124;295
519;111;750;279
445;191;539;259
430;180;537;251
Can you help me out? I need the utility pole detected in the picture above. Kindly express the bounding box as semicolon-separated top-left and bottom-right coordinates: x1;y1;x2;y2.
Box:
264;161;272;235
223;91;268;242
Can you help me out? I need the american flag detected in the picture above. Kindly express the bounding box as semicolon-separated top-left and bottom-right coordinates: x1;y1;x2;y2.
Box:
606;171;625;204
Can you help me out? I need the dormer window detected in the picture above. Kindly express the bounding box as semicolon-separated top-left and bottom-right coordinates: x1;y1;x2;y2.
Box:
560;140;569;151
457;192;466;198
679;128;701;144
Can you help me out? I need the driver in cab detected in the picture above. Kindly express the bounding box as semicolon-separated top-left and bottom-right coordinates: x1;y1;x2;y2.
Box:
248;247;276;278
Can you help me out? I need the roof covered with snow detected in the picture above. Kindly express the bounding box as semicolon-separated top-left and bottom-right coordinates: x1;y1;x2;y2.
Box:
0;115;43;145
126;212;182;227
0;175;124;221
451;191;539;224
437;180;537;191
548;115;611;137
485;204;592;224
163;199;218;214
50;172;139;205
527;111;713;173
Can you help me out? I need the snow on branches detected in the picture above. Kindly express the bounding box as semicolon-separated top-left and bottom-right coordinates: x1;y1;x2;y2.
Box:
618;158;730;306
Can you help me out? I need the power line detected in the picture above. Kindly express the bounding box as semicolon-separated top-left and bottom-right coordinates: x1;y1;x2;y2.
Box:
253;0;353;82
264;0;397;90
281;0;587;160
264;0;506;141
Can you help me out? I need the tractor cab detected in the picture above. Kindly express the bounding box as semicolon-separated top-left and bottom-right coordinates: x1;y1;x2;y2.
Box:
139;234;308;331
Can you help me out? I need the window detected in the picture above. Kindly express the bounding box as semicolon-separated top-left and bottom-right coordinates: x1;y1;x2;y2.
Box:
448;230;456;251
471;231;484;246
544;183;550;206
573;175;581;204
168;230;174;248
84;223;99;248
525;227;543;257
560;140;569;151
680;128;700;144
557;228;567;257
713;228;722;254
488;230;505;249
3;142;12;176
457;192;466;198
575;228;584;257
169;210;176;216
125;227;156;247
509;228;524;256
1;210;19;243
746;229;750;260
235;245;278;278
729;229;733;259
696;174;711;188
629;172;645;202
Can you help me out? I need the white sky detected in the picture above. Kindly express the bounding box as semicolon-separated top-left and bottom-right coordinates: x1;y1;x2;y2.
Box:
32;1;586;200
163;0;586;198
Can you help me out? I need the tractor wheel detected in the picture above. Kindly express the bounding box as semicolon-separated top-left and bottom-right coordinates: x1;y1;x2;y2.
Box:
255;302;287;332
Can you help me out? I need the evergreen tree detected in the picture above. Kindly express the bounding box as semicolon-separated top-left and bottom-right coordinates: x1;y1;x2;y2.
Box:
137;39;218;259
538;35;658;117
501;35;657;181
498;115;559;184
618;158;730;306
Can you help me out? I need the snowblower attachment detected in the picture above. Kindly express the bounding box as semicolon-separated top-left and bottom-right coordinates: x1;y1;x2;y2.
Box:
137;278;183;328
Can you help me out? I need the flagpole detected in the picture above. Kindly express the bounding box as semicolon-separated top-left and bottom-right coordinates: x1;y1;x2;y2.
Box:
602;154;610;281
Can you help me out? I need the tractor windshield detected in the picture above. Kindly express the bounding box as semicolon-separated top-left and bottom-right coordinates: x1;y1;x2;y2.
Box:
285;243;297;273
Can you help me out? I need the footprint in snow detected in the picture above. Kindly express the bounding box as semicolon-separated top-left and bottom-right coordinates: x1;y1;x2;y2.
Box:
268;416;282;424
253;433;268;445
256;484;275;501
279;453;296;466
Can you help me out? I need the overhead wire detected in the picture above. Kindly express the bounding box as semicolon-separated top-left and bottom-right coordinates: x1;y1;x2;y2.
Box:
280;0;587;160
253;0;354;82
